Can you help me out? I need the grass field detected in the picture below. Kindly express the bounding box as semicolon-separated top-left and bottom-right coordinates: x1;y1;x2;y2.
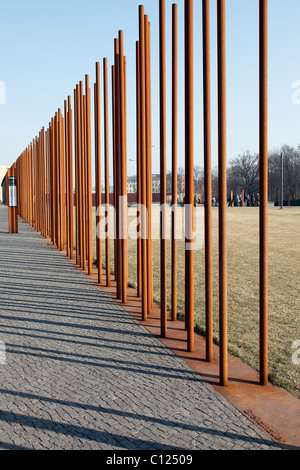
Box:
92;206;300;399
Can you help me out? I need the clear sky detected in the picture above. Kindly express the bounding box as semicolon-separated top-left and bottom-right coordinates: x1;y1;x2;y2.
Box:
0;0;299;179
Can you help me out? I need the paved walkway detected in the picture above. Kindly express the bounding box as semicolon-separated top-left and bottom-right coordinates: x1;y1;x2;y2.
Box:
0;205;281;450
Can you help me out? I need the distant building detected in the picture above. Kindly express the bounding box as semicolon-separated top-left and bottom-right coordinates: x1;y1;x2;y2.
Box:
0;166;9;203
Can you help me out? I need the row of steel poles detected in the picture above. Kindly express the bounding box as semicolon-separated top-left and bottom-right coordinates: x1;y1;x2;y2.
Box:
5;0;268;387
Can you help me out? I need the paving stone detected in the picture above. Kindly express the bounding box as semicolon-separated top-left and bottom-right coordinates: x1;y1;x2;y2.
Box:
0;205;282;450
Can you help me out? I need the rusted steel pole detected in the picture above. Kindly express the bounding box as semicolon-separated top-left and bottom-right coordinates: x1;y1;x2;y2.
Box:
259;0;268;386
136;41;142;298
144;18;150;299
74;86;80;266
68;96;74;259
59;109;66;251
111;65;118;283
79;81;86;271
145;16;153;313
95;62;102;284
85;74;93;276
55;113;60;248
83;94;88;262
185;0;194;353
64;100;70;257
115;38;123;299
78;84;84;268
217;0;228;385
119;30;128;304
51;119;56;245
45;130;48;237
159;0;167;337
139;5;148;320
171;3;178;322
203;0;213;362
103;58;111;287
47;126;52;238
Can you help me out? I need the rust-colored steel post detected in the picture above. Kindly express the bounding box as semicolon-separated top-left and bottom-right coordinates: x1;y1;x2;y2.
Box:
103;58;111;287
55;113;60;249
94;82;99;268
139;5;148;320
59;109;66;251
171;3;178;322
29;143;33;226
115;38;123;299
119;30;128;304
74;86;81;266
203;0;213;362
145;16;153;313
51;119;56;245
136;41;142;298
79;81;86;271
85;75;93;276
83;95;88;262
259;0;268;386
159;0;167;337
111;65;118;283
68;96;74;259
47;126;51;238
185;0;194;353
95;63;102;284
64;100;70;257
217;0;228;385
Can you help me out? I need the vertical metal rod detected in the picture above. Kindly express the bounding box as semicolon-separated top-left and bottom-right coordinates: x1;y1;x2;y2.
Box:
119;30;128;304
115;38;123;299
85;75;93;276
51;119;56;246
64;100;70;257
55;113;60;249
217;0;228;385
171;3;178;322
112;65;118;283
259;0;268;386
79;81;86;271
103;58;111;287
74;86;81;266
136;41;142;298
159;0;167;337
280;153;283;210
203;0;213;362
145;15;153;314
59;111;66;251
185;0;194;352
139;5;148;320
95;63;102;284
68;96;74;259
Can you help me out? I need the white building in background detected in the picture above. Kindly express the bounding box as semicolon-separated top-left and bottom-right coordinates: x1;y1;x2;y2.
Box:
0;166;9;203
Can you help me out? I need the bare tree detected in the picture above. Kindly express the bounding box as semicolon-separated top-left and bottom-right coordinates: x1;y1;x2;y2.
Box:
228;151;259;196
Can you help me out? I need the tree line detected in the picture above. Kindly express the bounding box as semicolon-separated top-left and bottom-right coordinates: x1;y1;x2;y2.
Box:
177;144;300;204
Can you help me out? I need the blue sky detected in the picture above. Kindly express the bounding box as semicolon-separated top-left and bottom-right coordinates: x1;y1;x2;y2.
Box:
0;0;299;179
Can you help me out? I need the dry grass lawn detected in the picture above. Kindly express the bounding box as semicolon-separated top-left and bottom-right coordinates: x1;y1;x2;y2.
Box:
92;206;300;399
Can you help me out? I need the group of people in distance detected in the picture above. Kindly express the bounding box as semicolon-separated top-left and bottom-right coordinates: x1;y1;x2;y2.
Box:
189;193;260;207
229;192;259;207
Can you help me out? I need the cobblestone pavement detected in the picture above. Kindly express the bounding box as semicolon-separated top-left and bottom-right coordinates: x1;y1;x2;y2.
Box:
0;206;281;450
